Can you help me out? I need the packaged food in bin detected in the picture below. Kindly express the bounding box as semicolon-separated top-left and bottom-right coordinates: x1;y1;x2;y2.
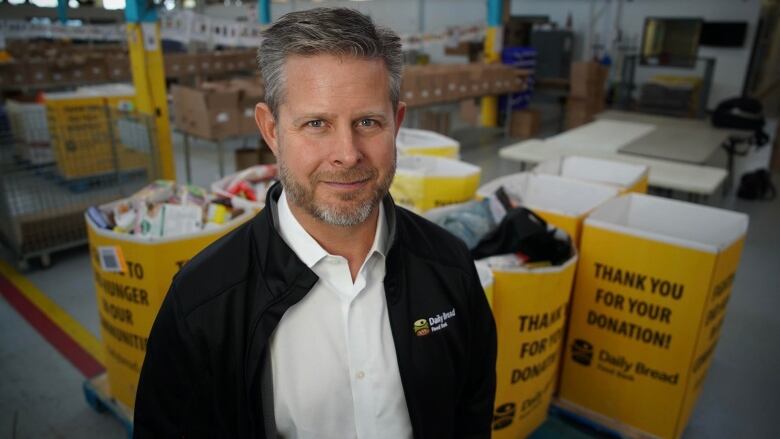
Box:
211;164;278;211
88;180;246;239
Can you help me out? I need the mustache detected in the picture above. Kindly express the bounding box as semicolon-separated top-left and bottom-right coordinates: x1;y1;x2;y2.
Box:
314;167;378;183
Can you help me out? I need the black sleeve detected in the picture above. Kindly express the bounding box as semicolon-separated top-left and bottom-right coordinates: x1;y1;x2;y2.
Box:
133;281;210;438
455;264;498;438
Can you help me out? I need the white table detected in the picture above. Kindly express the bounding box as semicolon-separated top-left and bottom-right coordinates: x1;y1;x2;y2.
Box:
596;110;752;165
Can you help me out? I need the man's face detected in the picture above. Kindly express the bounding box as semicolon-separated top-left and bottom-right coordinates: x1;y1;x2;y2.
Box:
260;55;405;227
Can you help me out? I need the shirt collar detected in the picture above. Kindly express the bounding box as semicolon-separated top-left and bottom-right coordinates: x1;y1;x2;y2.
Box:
276;190;388;268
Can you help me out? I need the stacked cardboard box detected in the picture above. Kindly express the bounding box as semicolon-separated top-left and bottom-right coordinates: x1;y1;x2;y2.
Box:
0;50;256;88
401;64;527;107
566;62;607;129
171;76;265;140
509;109;541;139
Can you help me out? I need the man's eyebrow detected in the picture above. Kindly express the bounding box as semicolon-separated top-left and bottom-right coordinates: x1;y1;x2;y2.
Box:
291;113;337;124
355;113;389;121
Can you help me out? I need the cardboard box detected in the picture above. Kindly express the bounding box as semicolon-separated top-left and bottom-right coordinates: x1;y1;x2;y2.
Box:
565;97;604;129
195;53;213;76
559;194;749;439
106;56;131;81
27;61;51;84
570;61;607;99
171;84;240;140
84;60;108;82
401;66;422;107
509;109;540;139
231;77;265;135
163;53;186;78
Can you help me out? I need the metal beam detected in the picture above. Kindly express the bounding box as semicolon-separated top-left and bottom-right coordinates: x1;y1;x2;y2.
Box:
258;0;271;25
57;0;68;24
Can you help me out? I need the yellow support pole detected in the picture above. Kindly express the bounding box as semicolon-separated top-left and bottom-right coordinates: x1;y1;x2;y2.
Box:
481;0;503;128
126;23;176;180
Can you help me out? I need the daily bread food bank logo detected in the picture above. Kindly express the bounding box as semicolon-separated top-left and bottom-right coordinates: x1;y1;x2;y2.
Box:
492;402;516;430
413;308;456;336
413;319;430;336
571;339;594;366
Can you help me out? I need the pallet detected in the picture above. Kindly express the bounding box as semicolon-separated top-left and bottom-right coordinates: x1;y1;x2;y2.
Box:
83;373;134;439
546;398;660;439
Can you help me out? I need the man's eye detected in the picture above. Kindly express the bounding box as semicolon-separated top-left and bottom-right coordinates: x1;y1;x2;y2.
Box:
359;119;377;127
306;120;324;128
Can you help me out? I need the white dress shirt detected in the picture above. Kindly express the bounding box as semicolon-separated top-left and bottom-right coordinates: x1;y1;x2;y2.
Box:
269;191;412;439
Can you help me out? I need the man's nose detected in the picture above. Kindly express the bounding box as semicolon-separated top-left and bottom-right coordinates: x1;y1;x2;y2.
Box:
330;127;361;168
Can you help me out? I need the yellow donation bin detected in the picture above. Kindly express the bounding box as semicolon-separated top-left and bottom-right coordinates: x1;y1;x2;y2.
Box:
559;194;748;439
86;204;254;409
396;127;460;159
475;260;494;309
534;155;649;194
485;248;578;438
391;155;480;213
478;173;618;246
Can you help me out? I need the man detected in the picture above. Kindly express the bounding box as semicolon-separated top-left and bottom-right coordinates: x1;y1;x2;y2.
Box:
134;8;496;438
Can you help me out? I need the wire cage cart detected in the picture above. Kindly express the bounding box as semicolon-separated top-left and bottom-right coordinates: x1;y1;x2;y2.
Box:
0;100;161;269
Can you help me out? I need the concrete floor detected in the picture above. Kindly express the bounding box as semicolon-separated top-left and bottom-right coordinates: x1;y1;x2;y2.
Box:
1;118;779;438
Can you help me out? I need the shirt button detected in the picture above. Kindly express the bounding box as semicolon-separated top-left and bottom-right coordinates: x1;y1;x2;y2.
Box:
356;371;365;380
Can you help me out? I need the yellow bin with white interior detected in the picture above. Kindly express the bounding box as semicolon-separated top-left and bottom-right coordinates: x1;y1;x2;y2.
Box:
477;173;618;246
86;203;253;409
396;127;460;159
391;155;480;213
534;156;649;194
559;194;748;439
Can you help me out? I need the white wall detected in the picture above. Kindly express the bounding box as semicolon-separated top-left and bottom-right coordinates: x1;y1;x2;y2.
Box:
510;0;762;109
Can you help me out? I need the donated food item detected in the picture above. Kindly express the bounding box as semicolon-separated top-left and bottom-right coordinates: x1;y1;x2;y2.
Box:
212;164;278;208
175;184;209;207
87;206;112;230
92;180;243;240
131;180;176;205
207;203;228;225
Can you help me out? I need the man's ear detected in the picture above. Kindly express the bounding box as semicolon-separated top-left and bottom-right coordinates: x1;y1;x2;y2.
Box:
255;103;279;157
394;101;407;136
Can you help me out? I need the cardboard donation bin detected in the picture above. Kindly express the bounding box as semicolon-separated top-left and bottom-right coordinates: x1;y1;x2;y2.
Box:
86;198;254;409
396;127;460;159
486;245;578;438
210;164;277;211
475;260;494;309
534;156;649;194
478;173;618;246
391;156;480;213
559;194;749;439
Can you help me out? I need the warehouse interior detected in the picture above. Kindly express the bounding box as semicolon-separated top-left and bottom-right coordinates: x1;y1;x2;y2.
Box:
1;0;779;438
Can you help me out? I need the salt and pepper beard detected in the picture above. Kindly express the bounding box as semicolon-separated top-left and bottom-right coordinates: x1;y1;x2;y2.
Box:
278;149;396;227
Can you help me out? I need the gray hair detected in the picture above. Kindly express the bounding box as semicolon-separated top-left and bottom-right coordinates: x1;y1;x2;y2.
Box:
257;7;403;118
